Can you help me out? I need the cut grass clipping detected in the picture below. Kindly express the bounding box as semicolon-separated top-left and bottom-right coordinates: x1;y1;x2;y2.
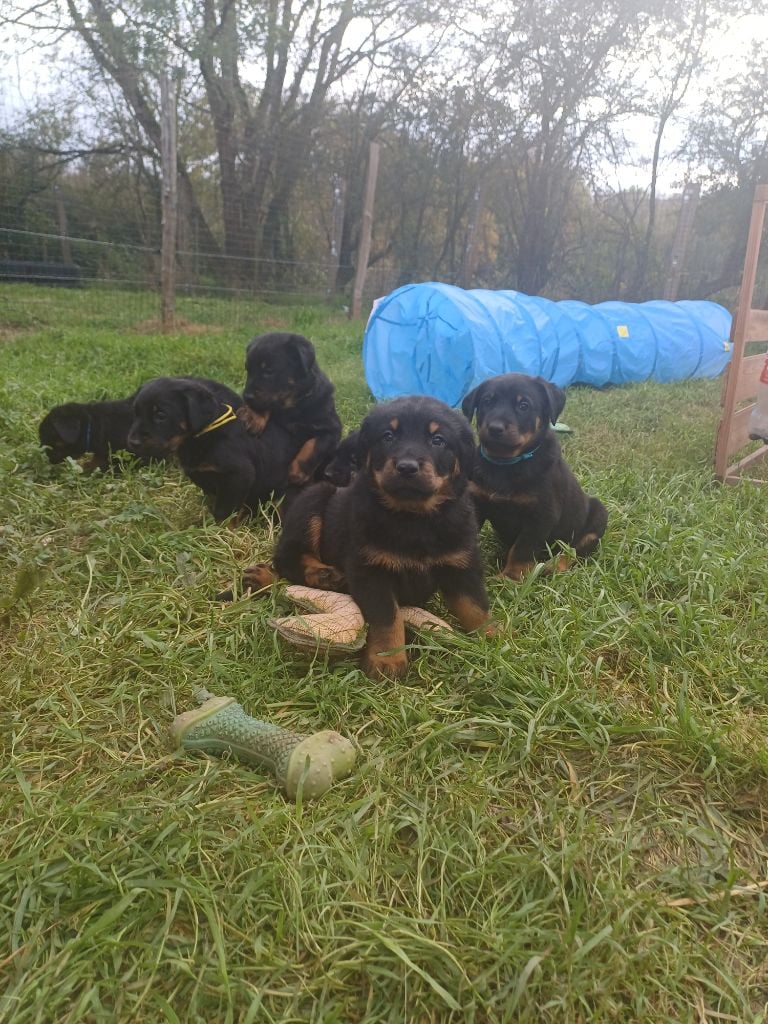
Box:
2;285;768;1023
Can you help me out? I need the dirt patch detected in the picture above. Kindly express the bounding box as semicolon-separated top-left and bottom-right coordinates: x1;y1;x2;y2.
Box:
0;325;35;342
251;316;291;331
132;316;226;335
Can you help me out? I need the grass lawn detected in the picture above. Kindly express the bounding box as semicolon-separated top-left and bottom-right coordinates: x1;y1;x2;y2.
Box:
1;285;768;1023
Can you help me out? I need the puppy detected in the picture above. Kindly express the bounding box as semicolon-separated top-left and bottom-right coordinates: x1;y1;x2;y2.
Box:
127;376;292;521
323;429;360;486
241;332;342;486
39;396;151;472
462;373;608;579
250;396;496;680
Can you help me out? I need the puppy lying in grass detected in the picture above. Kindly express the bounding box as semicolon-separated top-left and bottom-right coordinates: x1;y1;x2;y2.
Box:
39;394;152;472
127;376;293;521
462;373;608;579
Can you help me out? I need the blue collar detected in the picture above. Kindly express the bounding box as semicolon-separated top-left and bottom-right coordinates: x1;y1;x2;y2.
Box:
84;417;92;452
480;444;541;466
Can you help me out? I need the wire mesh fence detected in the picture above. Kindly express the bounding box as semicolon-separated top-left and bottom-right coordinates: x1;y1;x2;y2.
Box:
3;151;766;329
0;165;403;328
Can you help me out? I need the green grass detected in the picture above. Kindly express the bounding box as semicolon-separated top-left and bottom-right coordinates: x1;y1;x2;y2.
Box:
1;284;768;1023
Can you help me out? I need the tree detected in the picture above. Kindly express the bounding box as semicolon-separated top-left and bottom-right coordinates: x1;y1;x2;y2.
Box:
454;0;672;294
624;0;710;299
3;0;440;282
685;40;768;299
61;0;437;274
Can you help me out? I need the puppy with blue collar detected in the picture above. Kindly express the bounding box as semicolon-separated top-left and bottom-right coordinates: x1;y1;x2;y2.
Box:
462;373;608;580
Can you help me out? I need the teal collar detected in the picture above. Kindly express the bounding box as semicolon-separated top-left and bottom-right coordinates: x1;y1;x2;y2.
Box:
480;444;541;466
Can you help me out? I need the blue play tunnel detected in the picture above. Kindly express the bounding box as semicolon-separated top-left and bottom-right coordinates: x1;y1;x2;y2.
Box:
362;283;733;406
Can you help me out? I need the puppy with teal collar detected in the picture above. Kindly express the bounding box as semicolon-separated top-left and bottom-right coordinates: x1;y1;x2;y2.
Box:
462;373;607;579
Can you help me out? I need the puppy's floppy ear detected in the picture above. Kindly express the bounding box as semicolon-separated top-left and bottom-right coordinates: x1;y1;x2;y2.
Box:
354;423;372;463
183;382;222;434
535;377;566;425
325;430;359;485
341;430;360;466
356;416;382;472
49;409;83;445
461;385;482;422
289;334;317;377
453;418;477;477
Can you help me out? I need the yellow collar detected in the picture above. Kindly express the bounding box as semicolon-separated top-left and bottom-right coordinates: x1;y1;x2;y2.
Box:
194;404;238;437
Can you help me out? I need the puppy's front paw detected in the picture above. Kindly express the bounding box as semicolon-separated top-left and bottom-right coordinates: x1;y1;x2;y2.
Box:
304;563;345;591
287;460;310;485
238;406;269;435
502;559;536;581
242;563;278;591
216;561;275;602
362;650;409;681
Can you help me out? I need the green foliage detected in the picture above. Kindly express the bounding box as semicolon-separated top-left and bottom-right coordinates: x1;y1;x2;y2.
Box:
3;0;768;304
1;287;768;1022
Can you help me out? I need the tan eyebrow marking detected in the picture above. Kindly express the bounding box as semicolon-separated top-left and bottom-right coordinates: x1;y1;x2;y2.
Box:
428;421;440;434
389;417;399;430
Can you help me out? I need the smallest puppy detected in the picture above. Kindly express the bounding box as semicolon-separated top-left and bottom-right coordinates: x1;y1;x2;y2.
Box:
323;429;360;487
242;332;342;485
462;373;608;579
39;396;150;472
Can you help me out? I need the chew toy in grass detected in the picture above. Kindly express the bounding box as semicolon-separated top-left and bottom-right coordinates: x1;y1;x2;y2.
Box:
269;585;454;654
171;688;356;799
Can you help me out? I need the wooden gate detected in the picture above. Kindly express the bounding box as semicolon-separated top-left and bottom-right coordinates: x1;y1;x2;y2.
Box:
714;183;768;484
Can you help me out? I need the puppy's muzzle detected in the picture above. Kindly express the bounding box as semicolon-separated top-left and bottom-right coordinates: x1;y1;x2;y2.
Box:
128;429;164;452
395;457;420;477
480;421;522;451
378;456;438;498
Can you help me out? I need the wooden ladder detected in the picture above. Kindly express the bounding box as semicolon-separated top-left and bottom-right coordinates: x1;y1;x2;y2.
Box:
714;183;768;484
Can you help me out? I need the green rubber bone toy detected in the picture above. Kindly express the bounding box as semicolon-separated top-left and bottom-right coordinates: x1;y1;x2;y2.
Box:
171;689;356;799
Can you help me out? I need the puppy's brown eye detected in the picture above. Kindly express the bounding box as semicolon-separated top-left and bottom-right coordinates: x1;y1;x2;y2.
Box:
431;434;446;447
518;400;530;411
481;393;493;406
381;429;394;443
259;364;273;376
153;408;168;422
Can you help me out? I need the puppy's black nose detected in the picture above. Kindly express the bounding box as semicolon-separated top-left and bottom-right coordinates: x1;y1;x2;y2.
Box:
395;458;420;477
487;421;506;438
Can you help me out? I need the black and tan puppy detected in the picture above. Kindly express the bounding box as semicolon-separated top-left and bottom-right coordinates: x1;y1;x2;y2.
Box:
247;396;496;680
241;332;342;486
462;373;607;580
127;376;292;521
39;395;150;472
323;429;360;487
